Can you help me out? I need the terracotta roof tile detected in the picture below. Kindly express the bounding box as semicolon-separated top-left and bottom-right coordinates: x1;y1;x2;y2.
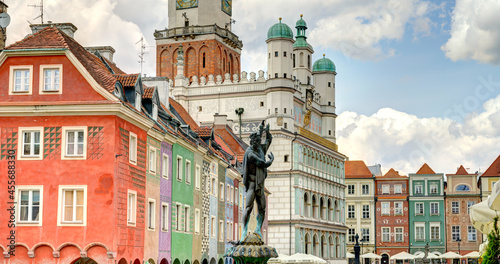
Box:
345;160;373;178
482;155;500;177
169;97;199;129
143;87;154;99
114;74;139;87
378;168;407;178
415;163;436;175
5;26;69;50
102;56;126;75
196;127;212;138
447;165;474;175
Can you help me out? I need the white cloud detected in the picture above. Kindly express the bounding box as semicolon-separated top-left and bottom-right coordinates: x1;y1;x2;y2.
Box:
442;0;500;64
337;93;500;175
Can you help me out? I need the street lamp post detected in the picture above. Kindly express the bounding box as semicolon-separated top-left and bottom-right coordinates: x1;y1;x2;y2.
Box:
456;238;461;254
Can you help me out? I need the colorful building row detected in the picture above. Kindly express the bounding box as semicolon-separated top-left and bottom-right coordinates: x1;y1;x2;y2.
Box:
0;24;262;264
345;156;500;264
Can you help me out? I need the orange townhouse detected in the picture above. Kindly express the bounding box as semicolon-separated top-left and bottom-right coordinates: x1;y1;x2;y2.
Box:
0;24;158;264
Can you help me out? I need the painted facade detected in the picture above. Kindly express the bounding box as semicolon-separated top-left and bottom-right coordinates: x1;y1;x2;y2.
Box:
445;165;482;256
408;164;445;254
345;161;375;260
375;169;410;264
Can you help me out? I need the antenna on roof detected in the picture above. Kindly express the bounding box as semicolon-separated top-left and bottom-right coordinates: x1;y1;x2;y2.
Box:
28;0;44;24
136;37;147;76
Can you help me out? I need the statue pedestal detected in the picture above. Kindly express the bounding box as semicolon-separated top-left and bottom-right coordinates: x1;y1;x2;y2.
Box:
225;232;278;264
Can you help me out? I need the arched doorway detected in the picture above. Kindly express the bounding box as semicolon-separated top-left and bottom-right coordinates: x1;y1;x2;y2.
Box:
381;254;389;264
119;258;128;264
202;259;208;264
160;259;169;264
148;259;156;264
134;259;141;264
72;258;98;264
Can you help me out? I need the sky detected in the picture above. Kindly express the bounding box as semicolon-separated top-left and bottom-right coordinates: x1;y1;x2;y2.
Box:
4;0;500;176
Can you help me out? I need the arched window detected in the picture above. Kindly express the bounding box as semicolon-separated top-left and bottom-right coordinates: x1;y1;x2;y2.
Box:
312;195;317;218
329;235;334;259
313;234;319;256
328;199;333;221
308;55;311;69
334;200;339;222
305;233;310;254
321;235;327;258
304;193;310;217
335;236;340;258
299;52;304;67
456;184;470;191
320;197;325;220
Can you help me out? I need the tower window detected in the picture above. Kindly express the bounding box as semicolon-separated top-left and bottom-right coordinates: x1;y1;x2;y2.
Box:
307;77;310;85
185;20;189;27
223;59;226;71
260;101;264;107
269;53;271;59
293;54;296;67
284;51;287;57
198;106;203;112
328;82;331;87
203;53;206;68
328;102;331;106
284;155;289;162
307;55;311;69
284;123;288;129
284;108;287;114
283;73;287;78
329;130;332;135
275;108;278;114
275;52;278;57
275;73;278;78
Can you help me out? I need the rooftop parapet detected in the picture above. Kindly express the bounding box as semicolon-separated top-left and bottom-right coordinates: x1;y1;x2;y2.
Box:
154;24;243;49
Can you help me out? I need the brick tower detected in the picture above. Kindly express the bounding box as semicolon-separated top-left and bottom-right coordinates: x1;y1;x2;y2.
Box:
154;0;242;82
0;1;8;50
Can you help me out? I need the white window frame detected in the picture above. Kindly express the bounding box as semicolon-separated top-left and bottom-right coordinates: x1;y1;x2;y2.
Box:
129;132;137;164
219;220;224;241
16;185;43;226
176;156;183;182
239;193;243;210
175;203;181;231
57;185;87;226
195;208;201;234
382;184;390;194
467;201;475;214
204;216;209;237
61;126;87;160
362;184;369;195
147;199;156;230
395;227;404;242
220;183;225;201
430;202;439;215
161;203;169;232
211;216;216;238
162;153;169;179
127;190;137;226
430;222;440;241
361;228;370;242
9;65;33;95
381;227;390;242
185;160;191;184
451;201;460;214
451;225;460;241
347;204;355;219
347;184;355;195
468;226;476;241
381;202;390;215
415;202;424;215
39;64;63;94
149;147;157;173
348;228;356;242
415;185;423;194
195;165;201;190
362;204;370;219
430;184;438;194
235;187;239;206
394;202;403;215
226;184;231;202
135;92;142;110
415;222;425;241
394;184;402;194
230;186;234;204
18;127;43;160
184;206;190;232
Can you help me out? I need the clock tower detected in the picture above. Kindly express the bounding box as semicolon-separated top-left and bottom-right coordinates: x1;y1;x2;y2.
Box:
155;0;242;82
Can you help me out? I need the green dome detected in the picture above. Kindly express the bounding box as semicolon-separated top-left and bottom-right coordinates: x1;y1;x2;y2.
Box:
293;37;312;49
267;18;293;40
313;55;336;72
296;15;307;28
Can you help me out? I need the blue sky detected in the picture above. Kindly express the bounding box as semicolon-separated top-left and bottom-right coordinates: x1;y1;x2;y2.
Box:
4;0;500;174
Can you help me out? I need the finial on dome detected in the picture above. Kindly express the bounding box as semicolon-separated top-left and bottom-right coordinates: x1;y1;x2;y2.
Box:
279;17;282;22
300;14;303;18
323;54;325;57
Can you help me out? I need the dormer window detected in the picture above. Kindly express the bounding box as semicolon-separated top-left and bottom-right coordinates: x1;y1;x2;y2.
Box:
153;103;158;121
135;92;141;110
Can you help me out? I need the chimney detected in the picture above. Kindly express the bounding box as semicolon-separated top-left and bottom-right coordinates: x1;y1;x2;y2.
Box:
213;113;229;128
30;22;78;38
85;46;116;62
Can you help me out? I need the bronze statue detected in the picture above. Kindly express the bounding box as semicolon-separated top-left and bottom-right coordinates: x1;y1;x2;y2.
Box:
240;120;274;240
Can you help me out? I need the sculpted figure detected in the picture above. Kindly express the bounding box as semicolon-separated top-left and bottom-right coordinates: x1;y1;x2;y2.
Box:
240;120;274;240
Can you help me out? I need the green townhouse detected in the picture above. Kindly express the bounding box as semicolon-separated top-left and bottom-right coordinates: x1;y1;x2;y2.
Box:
171;137;196;264
408;163;446;254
